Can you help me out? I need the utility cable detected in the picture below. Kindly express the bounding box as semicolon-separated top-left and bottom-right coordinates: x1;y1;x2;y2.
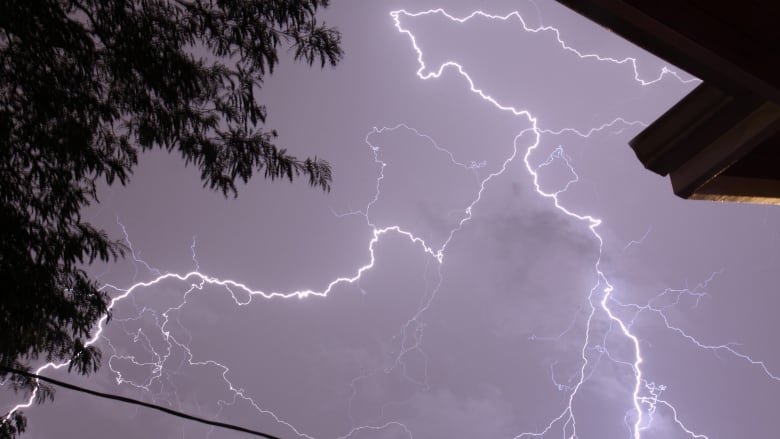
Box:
0;366;283;439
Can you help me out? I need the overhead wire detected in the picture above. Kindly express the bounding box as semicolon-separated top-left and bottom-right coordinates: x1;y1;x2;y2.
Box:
0;366;283;439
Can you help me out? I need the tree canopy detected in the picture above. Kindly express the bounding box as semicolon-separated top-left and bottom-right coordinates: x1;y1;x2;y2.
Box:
0;0;342;435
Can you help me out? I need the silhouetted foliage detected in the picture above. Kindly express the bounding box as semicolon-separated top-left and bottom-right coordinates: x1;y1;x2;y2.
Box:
0;0;341;435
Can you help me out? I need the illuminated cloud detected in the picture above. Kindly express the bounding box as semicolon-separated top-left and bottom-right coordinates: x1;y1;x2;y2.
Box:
7;2;779;439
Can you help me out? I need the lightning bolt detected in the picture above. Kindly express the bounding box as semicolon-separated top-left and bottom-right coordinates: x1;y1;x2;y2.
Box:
387;7;775;439
4;5;777;439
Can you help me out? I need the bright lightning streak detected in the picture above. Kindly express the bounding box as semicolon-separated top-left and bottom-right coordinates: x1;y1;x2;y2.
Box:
4;6;776;439
389;8;699;88
389;8;644;434
390;6;772;439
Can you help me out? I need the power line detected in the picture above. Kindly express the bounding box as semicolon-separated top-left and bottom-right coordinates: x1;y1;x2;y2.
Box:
0;366;284;439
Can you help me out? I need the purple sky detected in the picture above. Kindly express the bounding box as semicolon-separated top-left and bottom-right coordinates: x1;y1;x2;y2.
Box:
6;1;780;438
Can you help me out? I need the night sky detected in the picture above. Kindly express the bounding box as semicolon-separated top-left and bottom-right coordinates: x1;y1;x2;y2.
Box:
7;1;780;438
